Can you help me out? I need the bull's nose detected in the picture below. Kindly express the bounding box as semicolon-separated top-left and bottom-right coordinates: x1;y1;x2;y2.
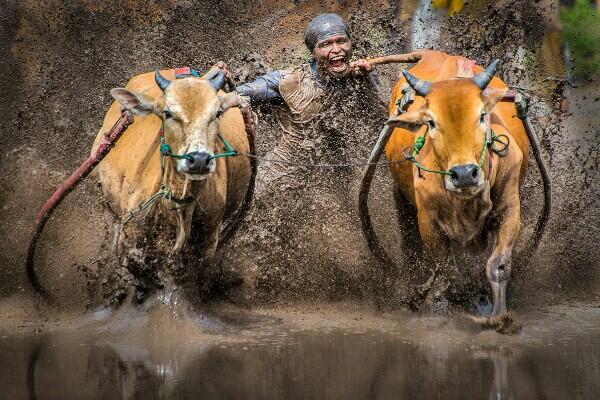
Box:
184;151;211;173
448;164;480;188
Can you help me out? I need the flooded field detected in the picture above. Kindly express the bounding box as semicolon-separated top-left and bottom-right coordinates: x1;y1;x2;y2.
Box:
1;302;599;399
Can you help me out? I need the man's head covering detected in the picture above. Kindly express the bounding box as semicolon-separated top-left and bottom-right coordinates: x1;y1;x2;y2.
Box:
304;13;350;53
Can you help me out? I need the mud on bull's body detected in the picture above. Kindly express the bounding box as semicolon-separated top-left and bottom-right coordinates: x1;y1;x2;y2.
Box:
385;51;530;319
91;70;251;297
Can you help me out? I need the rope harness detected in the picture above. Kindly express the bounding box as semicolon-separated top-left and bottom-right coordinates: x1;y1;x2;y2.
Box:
159;129;238;161
239;153;409;168
123;124;239;224
404;126;510;178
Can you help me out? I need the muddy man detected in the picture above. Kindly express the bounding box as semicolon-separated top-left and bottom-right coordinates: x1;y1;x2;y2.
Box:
235;12;374;99
213;13;382;187
210;13;388;302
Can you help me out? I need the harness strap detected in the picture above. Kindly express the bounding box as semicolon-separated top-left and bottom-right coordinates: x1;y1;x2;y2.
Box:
174;66;201;79
407;126;505;177
210;134;238;159
159;122;238;161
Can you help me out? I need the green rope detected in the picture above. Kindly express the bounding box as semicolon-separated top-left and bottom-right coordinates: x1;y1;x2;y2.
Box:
476;132;493;170
122;185;172;224
160;134;238;161
412;133;427;156
408;129;453;176
210;134;238;160
160;138;193;160
407;128;495;176
124;131;238;226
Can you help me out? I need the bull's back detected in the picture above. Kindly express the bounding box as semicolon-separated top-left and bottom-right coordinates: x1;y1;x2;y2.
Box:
218;105;252;218
385;51;529;203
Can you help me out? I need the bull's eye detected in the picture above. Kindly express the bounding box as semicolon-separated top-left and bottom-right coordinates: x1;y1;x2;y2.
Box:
426;120;436;130
480;113;487;124
215;109;224;118
164;110;173;119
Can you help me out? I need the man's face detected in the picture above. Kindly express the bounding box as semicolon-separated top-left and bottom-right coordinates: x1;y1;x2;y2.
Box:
313;34;353;78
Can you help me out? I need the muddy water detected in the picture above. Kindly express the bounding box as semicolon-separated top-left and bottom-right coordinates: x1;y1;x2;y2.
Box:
1;304;599;400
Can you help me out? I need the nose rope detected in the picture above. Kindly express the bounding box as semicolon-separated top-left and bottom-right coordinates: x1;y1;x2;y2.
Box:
123;123;239;225
209;134;238;160
158;123;194;162
159;123;238;162
406;126;507;178
159;138;194;161
405;128;454;176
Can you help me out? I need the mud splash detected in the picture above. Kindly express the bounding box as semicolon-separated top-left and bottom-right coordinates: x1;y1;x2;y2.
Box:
1;0;595;310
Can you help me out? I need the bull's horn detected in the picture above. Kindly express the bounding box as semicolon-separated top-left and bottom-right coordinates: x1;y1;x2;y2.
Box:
472;59;500;90
155;70;171;92
402;70;431;97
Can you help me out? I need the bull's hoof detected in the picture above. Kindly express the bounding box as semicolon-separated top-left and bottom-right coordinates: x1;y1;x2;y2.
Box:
424;291;452;316
469;312;522;335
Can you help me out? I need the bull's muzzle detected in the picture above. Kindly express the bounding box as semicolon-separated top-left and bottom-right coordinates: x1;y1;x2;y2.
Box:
447;164;481;189
183;151;212;174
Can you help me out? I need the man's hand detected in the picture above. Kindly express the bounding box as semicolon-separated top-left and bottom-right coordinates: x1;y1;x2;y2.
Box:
204;61;234;92
349;59;373;76
237;94;251;109
213;61;233;81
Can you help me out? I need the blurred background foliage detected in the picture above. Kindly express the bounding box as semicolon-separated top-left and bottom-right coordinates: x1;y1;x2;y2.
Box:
560;0;600;79
431;0;464;15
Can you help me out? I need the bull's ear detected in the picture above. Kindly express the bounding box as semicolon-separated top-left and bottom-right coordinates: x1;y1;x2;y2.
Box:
385;108;429;129
110;88;157;115
218;92;240;114
482;87;507;113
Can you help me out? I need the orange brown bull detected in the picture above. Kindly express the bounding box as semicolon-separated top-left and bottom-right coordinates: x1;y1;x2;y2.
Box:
25;68;256;300
92;70;253;283
383;51;529;319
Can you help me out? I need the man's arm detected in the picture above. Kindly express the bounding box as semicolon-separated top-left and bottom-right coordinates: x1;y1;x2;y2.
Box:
236;71;283;102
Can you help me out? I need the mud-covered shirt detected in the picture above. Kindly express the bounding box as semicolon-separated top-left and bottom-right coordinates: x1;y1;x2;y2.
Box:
226;61;389;304
237;63;384;188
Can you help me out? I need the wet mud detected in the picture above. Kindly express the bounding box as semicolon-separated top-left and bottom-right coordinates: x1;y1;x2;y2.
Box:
0;1;598;317
2;2;599;396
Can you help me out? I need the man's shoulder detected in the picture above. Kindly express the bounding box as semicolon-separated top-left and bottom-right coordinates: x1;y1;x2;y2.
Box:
279;64;312;82
279;64;319;92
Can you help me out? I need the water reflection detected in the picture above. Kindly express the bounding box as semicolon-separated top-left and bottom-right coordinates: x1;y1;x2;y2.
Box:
2;308;599;400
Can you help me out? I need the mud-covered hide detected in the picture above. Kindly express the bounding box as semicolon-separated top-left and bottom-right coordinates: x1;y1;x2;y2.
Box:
90;70;252;301
222;67;388;303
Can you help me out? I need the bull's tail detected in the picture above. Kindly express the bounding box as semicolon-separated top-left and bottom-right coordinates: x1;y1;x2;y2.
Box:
367;51;426;67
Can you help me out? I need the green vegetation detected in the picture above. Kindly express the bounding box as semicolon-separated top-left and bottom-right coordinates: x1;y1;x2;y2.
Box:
560;0;600;78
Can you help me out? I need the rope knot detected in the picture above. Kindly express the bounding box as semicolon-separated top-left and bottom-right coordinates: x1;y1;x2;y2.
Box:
160;142;172;157
412;134;427;156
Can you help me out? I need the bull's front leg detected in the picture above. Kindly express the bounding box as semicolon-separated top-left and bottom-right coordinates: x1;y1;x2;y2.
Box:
201;223;221;259
416;207;450;310
486;189;521;319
